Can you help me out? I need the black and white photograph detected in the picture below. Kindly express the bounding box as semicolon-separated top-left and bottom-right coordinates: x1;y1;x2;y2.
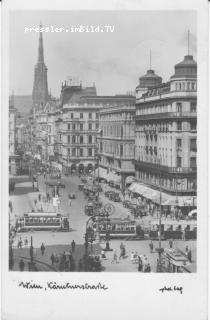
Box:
1;0;208;319
8;9;198;273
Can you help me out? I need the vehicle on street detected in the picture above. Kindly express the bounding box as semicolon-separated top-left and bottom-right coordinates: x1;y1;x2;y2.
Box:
160;248;191;273
149;220;197;240
16;212;70;232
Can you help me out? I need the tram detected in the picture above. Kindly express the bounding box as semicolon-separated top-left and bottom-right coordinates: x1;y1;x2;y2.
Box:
160;248;191;273
149;220;197;240
16;212;70;232
98;218;144;239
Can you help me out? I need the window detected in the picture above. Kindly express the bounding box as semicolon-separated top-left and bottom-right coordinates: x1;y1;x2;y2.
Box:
96;113;99;119
80;136;83;144
88;123;92;130
177;122;182;131
80;113;83;119
190;102;196;113
176;103;182;113
68;124;70;130
71;113;74;119
72;148;76;156
190;121;196;131
176;139;182;148
72;123;76;130
89;113;92;119
80;123;83;131
121;127;123;137
88;135;92;144
88;148;92;156
67;135;70;144
190;157;196;168
177;156;182;167
120;145;123;157
190;139;197;152
80;148;83;157
72;135;76;144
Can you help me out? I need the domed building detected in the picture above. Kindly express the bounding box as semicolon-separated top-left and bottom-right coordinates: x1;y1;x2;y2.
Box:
136;69;162;100
133;53;197;215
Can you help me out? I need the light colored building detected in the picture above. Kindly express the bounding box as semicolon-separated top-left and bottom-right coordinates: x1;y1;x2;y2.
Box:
98;100;136;189
9;96;17;175
61;102;100;174
134;54;197;208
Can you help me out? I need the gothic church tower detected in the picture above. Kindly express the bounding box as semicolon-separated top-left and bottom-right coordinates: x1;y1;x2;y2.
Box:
32;23;49;109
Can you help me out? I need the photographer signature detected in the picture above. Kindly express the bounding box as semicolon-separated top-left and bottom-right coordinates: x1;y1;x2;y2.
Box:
159;286;183;294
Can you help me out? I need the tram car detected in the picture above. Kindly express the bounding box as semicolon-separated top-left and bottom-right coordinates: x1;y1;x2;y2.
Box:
99;218;144;240
149;220;197;240
160;248;192;273
16;212;70;232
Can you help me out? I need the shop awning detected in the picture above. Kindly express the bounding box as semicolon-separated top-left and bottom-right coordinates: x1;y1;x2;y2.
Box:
128;182;196;207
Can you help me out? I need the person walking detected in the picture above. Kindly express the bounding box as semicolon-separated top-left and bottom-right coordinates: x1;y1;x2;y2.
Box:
71;240;76;252
169;239;173;249
138;257;143;272
51;253;55;265
111;251;118;264
187;249;192;263
38;194;41;202
19;259;25;271
34;198;37;207
149;241;154;253
41;243;45;255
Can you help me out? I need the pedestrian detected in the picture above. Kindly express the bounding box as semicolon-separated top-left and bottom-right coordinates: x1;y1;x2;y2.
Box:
144;263;151;272
19;237;23;248
71;240;76;252
24;237;28;247
101;250;106;259
40;243;45;255
138;257;143;272
130;251;135;263
169;239;173;249
19;259;25;271
51;253;55;265
111;251;118;263
34;198;37;207
38;194;41;202
185;245;189;255
149;240;154;253
187;249;192;263
119;246;126;259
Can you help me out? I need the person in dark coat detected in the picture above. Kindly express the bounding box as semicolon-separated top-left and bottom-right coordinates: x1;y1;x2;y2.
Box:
187;249;192;263
138;258;143;272
169;239;173;249
71;240;76;252
41;243;45;255
19;259;25;271
51;253;55;265
149;241;154;253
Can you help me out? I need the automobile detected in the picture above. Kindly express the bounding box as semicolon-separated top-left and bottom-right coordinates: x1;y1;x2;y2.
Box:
78;183;85;191
112;193;121;202
69;193;76;199
122;200;132;208
104;191;113;198
85;203;94;216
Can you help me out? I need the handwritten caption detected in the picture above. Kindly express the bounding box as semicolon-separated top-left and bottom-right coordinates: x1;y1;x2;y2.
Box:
18;281;108;291
159;286;183;294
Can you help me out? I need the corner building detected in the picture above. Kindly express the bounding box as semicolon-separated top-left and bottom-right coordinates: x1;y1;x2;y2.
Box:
134;54;197;207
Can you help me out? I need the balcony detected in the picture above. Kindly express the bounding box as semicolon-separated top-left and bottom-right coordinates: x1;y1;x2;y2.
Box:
134;160;196;175
135;111;197;122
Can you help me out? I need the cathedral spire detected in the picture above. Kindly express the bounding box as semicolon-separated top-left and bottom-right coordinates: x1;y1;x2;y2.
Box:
38;22;44;63
32;22;49;109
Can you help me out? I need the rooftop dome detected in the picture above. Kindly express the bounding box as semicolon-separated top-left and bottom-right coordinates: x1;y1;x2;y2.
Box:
136;69;162;89
170;55;197;79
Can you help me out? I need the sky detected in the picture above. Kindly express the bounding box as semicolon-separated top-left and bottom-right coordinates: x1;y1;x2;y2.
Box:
9;10;197;97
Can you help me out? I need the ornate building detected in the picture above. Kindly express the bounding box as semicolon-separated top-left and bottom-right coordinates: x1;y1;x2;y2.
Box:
134;54;197;208
32;24;49;109
98;98;136;190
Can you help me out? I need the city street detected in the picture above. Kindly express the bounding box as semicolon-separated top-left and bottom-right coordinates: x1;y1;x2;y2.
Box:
10;173;196;272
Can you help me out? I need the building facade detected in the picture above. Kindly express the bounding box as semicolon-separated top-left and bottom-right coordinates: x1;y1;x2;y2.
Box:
134;54;197;204
99;100;136;189
9;96;17;174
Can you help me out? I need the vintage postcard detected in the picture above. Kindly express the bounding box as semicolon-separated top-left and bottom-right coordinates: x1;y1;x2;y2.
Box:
1;0;208;319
